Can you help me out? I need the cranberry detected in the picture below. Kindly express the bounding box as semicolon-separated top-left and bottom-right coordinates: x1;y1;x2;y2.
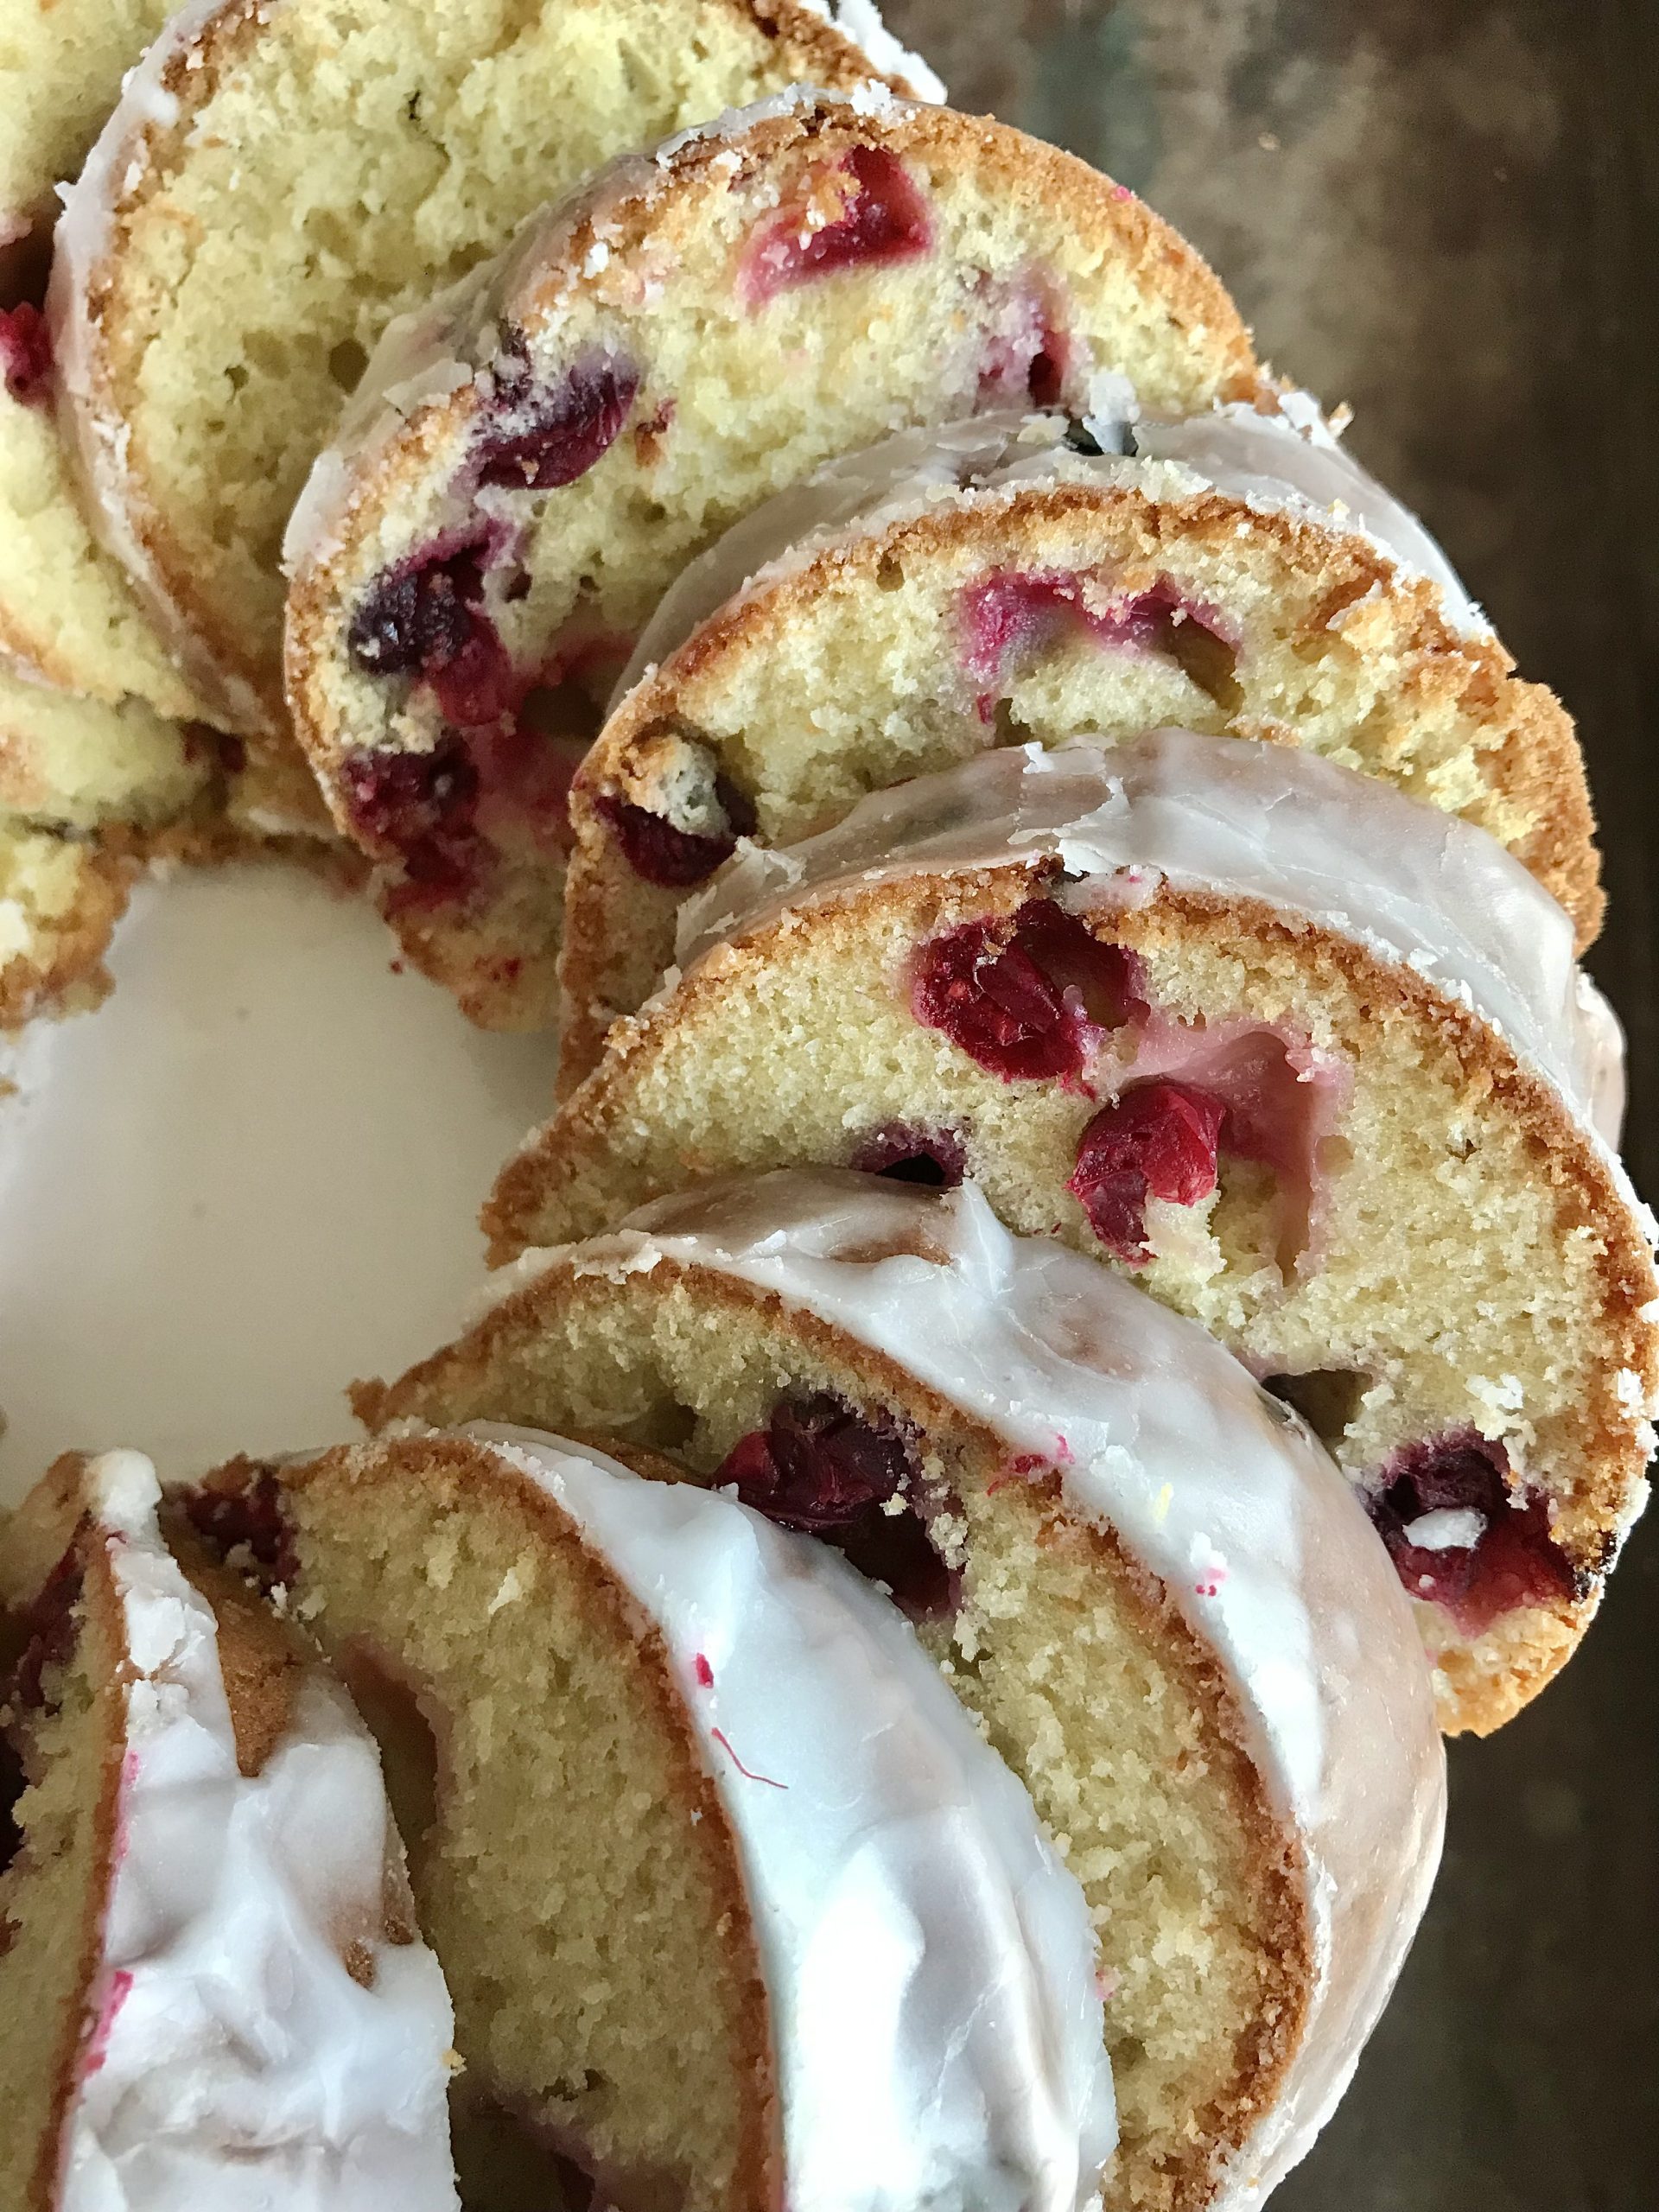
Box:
346;537;514;716
179;1471;300;1594
595;776;758;888
912;899;1142;1083
1367;1433;1580;1639
340;736;485;906
716;1395;954;1618
474;356;640;491
0;303;52;407
1068;1081;1226;1262
849;1122;967;1187
1;1552;84;1879
738;146;933;306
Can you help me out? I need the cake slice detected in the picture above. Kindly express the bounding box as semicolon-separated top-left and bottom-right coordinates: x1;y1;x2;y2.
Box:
50;0;936;791
0;1450;459;2212
182;1426;1117;2212
356;1171;1447;2212
559;407;1596;1078
282;87;1261;1025
488;732;1659;1733
0;817;132;1029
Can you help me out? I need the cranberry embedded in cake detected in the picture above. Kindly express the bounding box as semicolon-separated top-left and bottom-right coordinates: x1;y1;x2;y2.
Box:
1368;1433;1580;1637
715;1393;953;1617
595;775;758;888
473;348;641;492
179;1465;300;1592
340;737;486;908
737;145;932;307
0;302;51;405
974;272;1071;409
1068;1081;1226;1262
960;569;1235;721
912;899;1143;1082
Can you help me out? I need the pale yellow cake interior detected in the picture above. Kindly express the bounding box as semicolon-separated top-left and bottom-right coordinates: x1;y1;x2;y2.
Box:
363;1284;1306;2212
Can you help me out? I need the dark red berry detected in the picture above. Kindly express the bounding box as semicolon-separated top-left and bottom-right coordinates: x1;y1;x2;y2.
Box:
340;734;483;904
1367;1432;1580;1638
347;538;494;679
912;899;1142;1083
960;569;1176;710
738;145;933;306
474;355;640;491
1;1550;85;1879
1068;1081;1226;1262
595;775;758;888
178;1471;300;1595
716;1394;954;1618
849;1122;967;1187
0;304;52;407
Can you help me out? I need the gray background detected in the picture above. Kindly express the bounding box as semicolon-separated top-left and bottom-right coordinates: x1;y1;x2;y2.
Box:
881;3;1659;2205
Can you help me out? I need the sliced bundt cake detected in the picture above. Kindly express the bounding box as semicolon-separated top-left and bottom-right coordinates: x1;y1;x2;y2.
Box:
0;1450;459;2212
182;1426;1117;2212
50;0;937;774
283;87;1262;1025
558;407;1597;1077
357;1171;1447;2212
0;817;131;1028
0;0;177;254
488;733;1659;1733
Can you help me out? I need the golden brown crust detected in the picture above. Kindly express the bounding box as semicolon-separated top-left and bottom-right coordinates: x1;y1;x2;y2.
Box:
557;468;1599;1089
202;1433;784;2211
353;1262;1312;2211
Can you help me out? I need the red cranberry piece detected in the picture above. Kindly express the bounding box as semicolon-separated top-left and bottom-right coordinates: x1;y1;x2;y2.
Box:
716;1394;954;1618
1367;1433;1580;1639
179;1471;300;1595
960;569;1172;702
849;1122;967;1187
0;303;52;407
474;355;640;492
348;538;491;676
340;735;485;906
2;1551;86;1878
595;776;758;888
912;899;1142;1084
1068;1081;1226;1262
738;145;933;307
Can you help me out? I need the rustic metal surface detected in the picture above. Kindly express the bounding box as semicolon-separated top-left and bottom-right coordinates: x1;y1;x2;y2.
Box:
883;4;1657;2205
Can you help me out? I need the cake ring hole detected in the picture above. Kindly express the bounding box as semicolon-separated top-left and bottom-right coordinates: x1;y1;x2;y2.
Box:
1260;1367;1371;1452
334;1642;444;1878
450;2082;652;2212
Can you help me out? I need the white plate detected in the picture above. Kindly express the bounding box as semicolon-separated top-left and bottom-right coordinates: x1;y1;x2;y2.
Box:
0;863;556;1504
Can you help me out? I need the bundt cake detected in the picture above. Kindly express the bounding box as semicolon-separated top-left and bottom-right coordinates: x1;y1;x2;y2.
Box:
486;732;1659;1733
49;0;937;783
0;1449;459;2212
182;1425;1118;2212
558;406;1597;1077
0;817;133;1030
283;87;1262;1024
357;1170;1447;2212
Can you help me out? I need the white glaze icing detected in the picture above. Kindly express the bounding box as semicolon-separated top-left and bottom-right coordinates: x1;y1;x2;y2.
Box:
493;1173;1446;2207
615;399;1484;702
453;1424;1115;2212
678;729;1631;1155
55;1450;458;2212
